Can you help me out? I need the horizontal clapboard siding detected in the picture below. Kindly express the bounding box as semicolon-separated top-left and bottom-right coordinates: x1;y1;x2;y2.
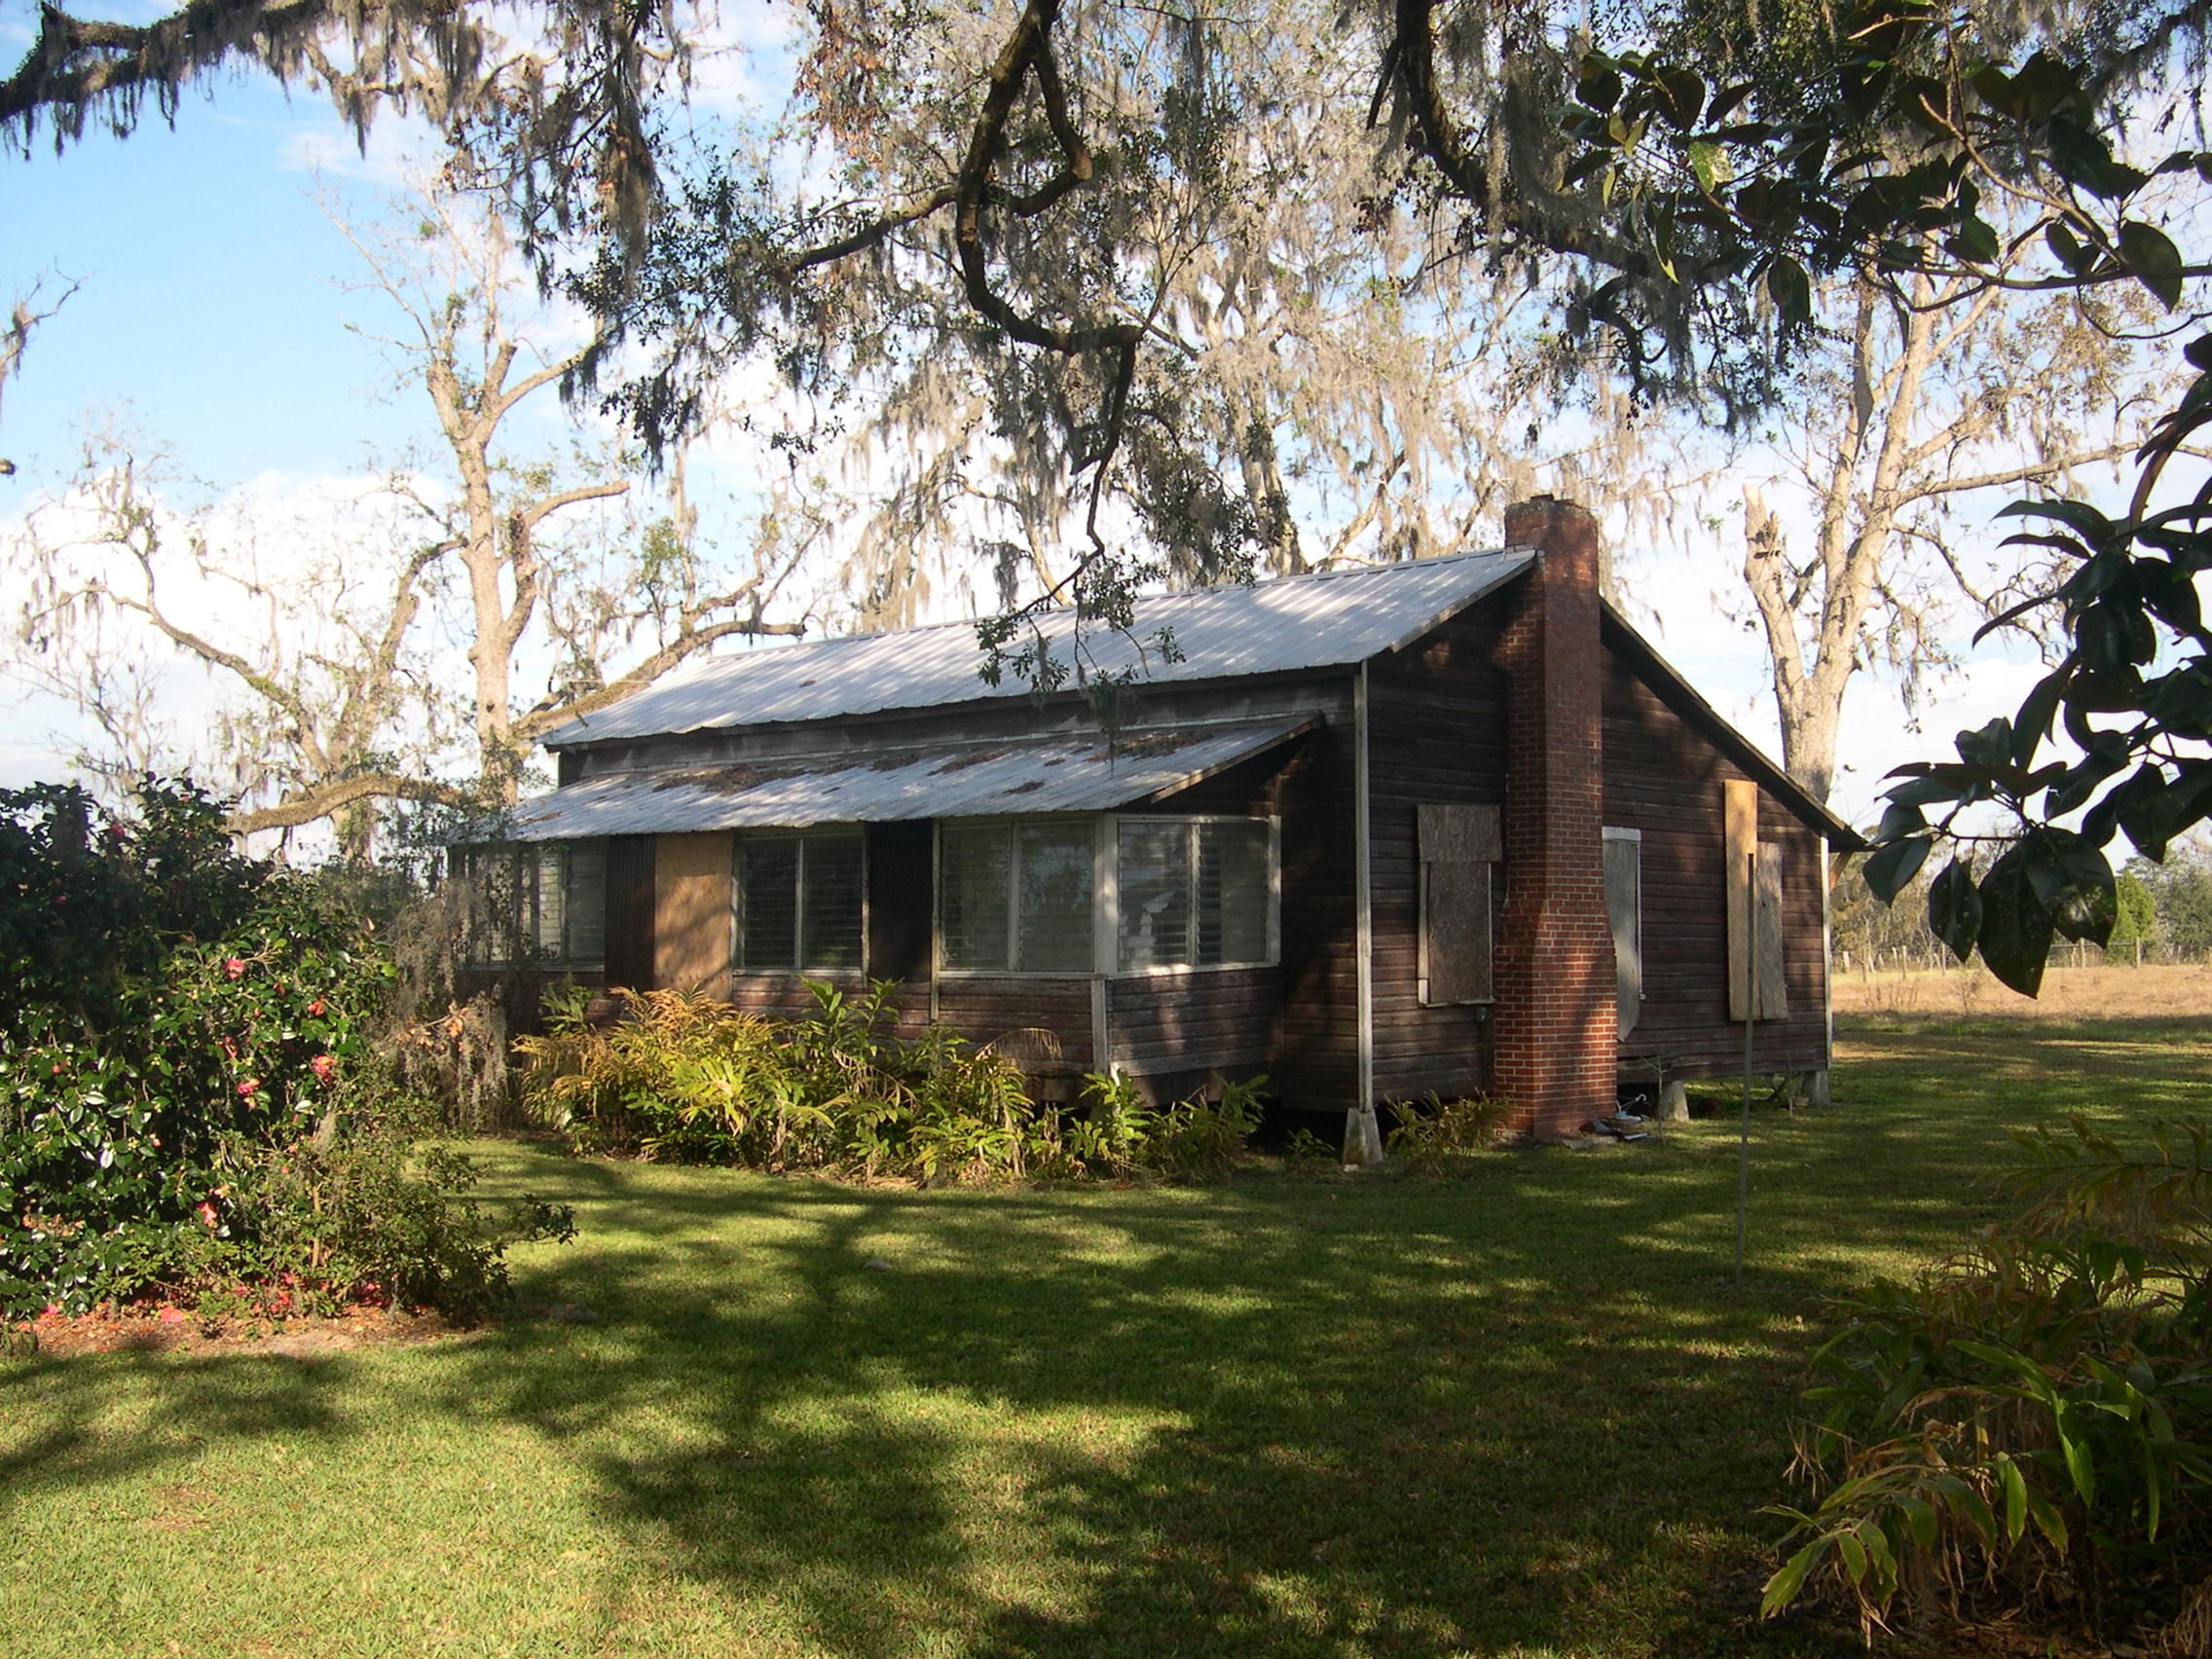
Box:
1366;611;1509;1103
1108;967;1279;1076
1601;657;1829;1079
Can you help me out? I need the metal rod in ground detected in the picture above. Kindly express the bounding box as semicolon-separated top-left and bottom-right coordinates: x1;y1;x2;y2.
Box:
1737;849;1755;1284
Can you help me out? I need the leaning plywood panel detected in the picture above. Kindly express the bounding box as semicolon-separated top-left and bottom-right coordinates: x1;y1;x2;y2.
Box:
1725;779;1758;1020
1754;841;1789;1018
654;831;734;995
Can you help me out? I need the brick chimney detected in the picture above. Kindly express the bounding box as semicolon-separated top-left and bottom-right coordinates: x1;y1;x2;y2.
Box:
1494;497;1617;1136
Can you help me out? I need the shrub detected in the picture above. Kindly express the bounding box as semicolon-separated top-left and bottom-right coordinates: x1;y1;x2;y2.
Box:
0;779;570;1321
517;984;1267;1184
1762;1116;2212;1645
518;981;1055;1182
1141;1075;1268;1178
1384;1092;1514;1169
203;1128;574;1319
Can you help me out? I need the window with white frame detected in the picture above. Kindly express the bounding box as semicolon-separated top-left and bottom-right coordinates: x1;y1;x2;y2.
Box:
940;821;1095;972
458;840;607;968
1604;825;1643;1036
735;831;866;971
935;815;1274;976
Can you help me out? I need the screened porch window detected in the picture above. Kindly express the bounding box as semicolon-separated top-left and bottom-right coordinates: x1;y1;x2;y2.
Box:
940;821;1095;972
735;831;865;971
1118;817;1272;972
458;839;607;967
934;815;1275;976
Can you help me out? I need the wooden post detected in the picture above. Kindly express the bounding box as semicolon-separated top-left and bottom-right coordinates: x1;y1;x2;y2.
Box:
1737;849;1756;1285
1346;661;1385;1166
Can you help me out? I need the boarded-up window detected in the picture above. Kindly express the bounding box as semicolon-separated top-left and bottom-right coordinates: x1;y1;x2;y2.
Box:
1419;804;1499;1005
1724;780;1789;1020
1604;827;1641;1036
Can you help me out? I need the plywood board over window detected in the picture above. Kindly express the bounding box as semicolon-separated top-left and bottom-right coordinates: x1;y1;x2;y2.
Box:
1419;803;1499;1005
656;831;735;995
1724;780;1789;1020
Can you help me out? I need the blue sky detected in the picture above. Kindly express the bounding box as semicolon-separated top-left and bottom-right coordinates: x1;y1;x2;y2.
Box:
1;72;425;483
0;7;2078;830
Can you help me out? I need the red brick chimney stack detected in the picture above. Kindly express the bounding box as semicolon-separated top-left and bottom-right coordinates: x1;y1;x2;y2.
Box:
1494;496;1617;1136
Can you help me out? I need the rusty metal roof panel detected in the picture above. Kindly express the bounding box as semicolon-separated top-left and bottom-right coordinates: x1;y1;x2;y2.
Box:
498;717;1316;839
540;548;1530;748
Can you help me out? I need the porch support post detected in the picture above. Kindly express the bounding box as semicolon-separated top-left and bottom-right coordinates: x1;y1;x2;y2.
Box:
1346;660;1385;1165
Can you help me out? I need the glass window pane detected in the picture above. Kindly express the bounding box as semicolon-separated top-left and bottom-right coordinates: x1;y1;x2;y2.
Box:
737;838;799;969
940;825;1012;971
1118;821;1192;971
465;846;525;965
566;841;607;965
535;846;566;958
801;833;866;969
1197;820;1272;965
1016;823;1094;972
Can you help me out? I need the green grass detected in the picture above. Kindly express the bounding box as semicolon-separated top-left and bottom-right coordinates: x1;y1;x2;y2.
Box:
7;1015;2211;1658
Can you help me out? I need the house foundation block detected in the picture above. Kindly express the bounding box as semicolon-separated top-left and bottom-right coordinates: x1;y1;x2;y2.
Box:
1343;1104;1385;1167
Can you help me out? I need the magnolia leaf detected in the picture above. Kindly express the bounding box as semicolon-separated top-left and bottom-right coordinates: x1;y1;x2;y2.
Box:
1687;140;1729;194
1578;59;1624;112
1655;66;1706;129
1975;846;2055;996
1766;256;1812;326
2045;219;2097;274
1928;859;1982;961
2119;219;2186;309
1862;833;1932;903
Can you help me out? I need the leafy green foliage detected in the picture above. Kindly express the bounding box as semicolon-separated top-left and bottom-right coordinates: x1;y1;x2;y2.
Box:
1763;1117;2212;1641
517;982;1263;1184
1557;3;2211;994
1384;1092;1514;1170
0;778;567;1319
203;1128;573;1319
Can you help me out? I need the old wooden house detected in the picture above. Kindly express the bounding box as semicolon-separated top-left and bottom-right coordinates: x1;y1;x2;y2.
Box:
461;497;1857;1142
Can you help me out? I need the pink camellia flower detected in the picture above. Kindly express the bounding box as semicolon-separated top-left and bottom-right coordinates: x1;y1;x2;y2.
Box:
310;1054;335;1084
195;1201;219;1229
237;1077;259;1098
224;957;245;980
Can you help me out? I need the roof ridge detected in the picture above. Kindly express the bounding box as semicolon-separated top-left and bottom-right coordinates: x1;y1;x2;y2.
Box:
695;545;1519;663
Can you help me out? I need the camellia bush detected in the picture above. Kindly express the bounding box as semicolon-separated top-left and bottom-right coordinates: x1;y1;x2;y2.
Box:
1;779;571;1322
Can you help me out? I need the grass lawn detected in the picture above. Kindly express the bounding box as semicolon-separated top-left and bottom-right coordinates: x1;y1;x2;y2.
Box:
7;1014;2211;1659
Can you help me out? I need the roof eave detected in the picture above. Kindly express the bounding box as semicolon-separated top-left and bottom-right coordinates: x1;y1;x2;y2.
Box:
1601;604;1866;849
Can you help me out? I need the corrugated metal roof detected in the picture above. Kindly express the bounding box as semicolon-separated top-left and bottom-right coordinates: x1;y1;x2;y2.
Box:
541;548;1531;748
498;718;1315;840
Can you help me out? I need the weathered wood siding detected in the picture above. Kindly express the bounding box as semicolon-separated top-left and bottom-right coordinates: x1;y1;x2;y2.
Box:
1107;967;1278;1077
1152;719;1354;1113
939;977;1099;1070
604;834;656;990
1364;610;1510;1104
1601;651;1830;1079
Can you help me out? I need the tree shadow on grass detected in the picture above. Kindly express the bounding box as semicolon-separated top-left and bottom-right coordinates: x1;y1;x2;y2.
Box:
440;1149;1877;1657
0;1346;347;1528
